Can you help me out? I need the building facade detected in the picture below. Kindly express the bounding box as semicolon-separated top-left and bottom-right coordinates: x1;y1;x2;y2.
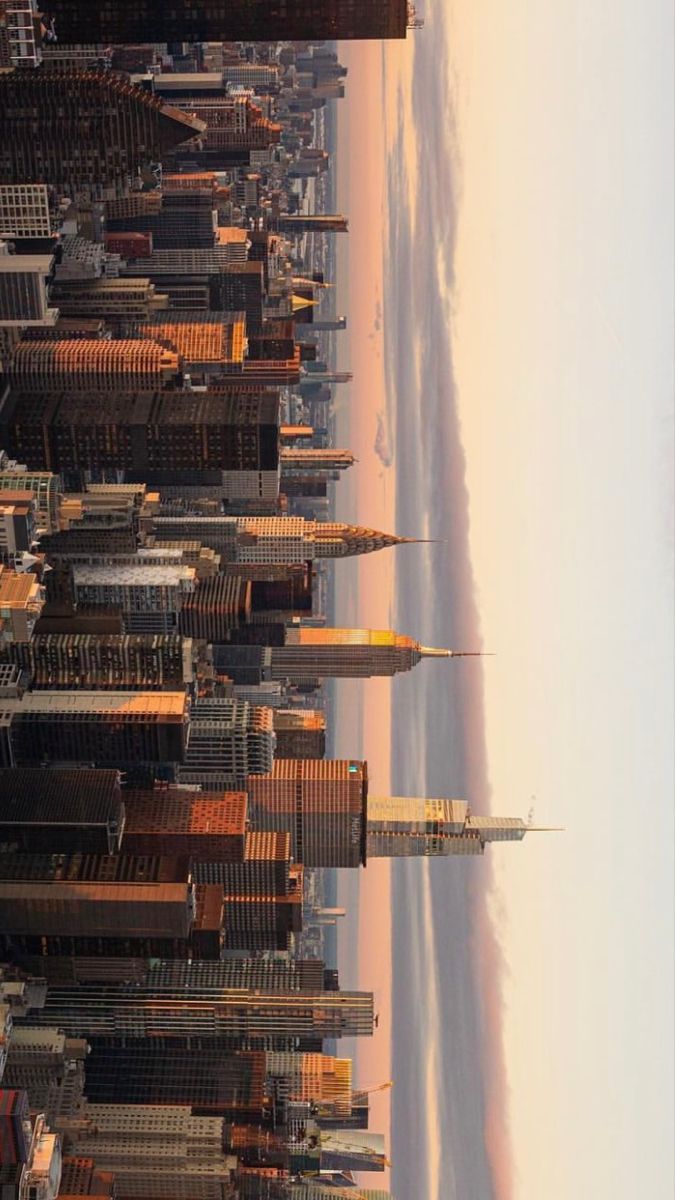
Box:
0;69;204;199
40;0;409;41
0;185;51;240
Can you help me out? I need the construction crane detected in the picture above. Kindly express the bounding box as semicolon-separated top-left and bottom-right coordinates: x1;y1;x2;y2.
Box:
310;1079;393;1115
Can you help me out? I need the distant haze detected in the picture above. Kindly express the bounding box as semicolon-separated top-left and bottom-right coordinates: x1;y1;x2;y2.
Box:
333;2;674;1198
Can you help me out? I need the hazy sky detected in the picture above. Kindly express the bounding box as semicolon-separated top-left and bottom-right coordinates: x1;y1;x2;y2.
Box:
332;3;674;1198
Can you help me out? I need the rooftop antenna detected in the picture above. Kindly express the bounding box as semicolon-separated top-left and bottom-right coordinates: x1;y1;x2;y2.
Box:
420;648;494;658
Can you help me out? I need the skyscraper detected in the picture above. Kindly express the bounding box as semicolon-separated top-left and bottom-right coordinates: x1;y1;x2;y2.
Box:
0;0;42;69
248;760;535;867
178;698;275;786
0;852;194;943
2;1028;88;1125
0;185;51;241
40;0;409;42
178;574;251;641
71;1059;265;1124
194;830;292;894
0;562;45;643
9;339;181;393
121;788;247;859
281;447;356;472
71;563;196;634
276;215;349;235
48;278;168;321
0;768;123;854
239;1184;391;1200
106;188;218;251
247;760;368;869
0;389;279;478
168;96;282;160
0;690;189;766
0;253;57;328
0;69;205;199
215;627;456;683
272;711;326;760
365;797;531;857
148;517;418;564
18;975;374;1043
1;633;196;691
61;1103;240;1196
136;311;246;376
0;471;60;535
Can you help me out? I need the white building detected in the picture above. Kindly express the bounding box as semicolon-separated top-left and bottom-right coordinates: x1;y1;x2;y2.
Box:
0;0;42;69
0;185;51;240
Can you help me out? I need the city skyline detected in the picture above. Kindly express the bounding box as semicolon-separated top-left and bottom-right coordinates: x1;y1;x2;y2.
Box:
0;8;671;1200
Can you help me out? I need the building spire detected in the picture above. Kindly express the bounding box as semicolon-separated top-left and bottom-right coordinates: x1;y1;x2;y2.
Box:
419;648;492;658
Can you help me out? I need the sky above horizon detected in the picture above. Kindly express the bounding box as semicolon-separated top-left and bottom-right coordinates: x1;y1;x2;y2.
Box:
332;3;674;1198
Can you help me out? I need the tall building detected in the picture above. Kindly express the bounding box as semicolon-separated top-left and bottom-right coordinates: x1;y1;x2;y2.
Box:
104;231;154;260
239;346;302;388
137;311;246;376
57;1155;115;1198
0;562;45;643
0;768;124;854
120;245;242;278
0;690;189;766
215;628;455;682
156;469;281;508
0;185;51;240
265;1051;353;1114
0;69;205;199
106;188;218;251
39;0;409;41
153;73;225;98
178;698;275;786
3;1028;87;1124
1;633;196;691
207;262;265;332
276;215;348;235
121;788;247;859
247;760;368;869
272;710;326;760
0;1087;30;1166
0;390;279;478
17;972;374;1043
169;96;281;160
8;338;181;393
61;1104;238;1198
0;253;57;328
0;852;195;944
247;760;535;867
72;1059;265;1122
48;278;169;321
281;448;355;472
194;831;291;895
71;564;196;634
366;797;531;857
239;1184;391;1200
178;574;251;641
147;517;418;564
303;316;347;332
0;490;37;557
0;0;42;69
0;471;61;535
219;873;303;952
